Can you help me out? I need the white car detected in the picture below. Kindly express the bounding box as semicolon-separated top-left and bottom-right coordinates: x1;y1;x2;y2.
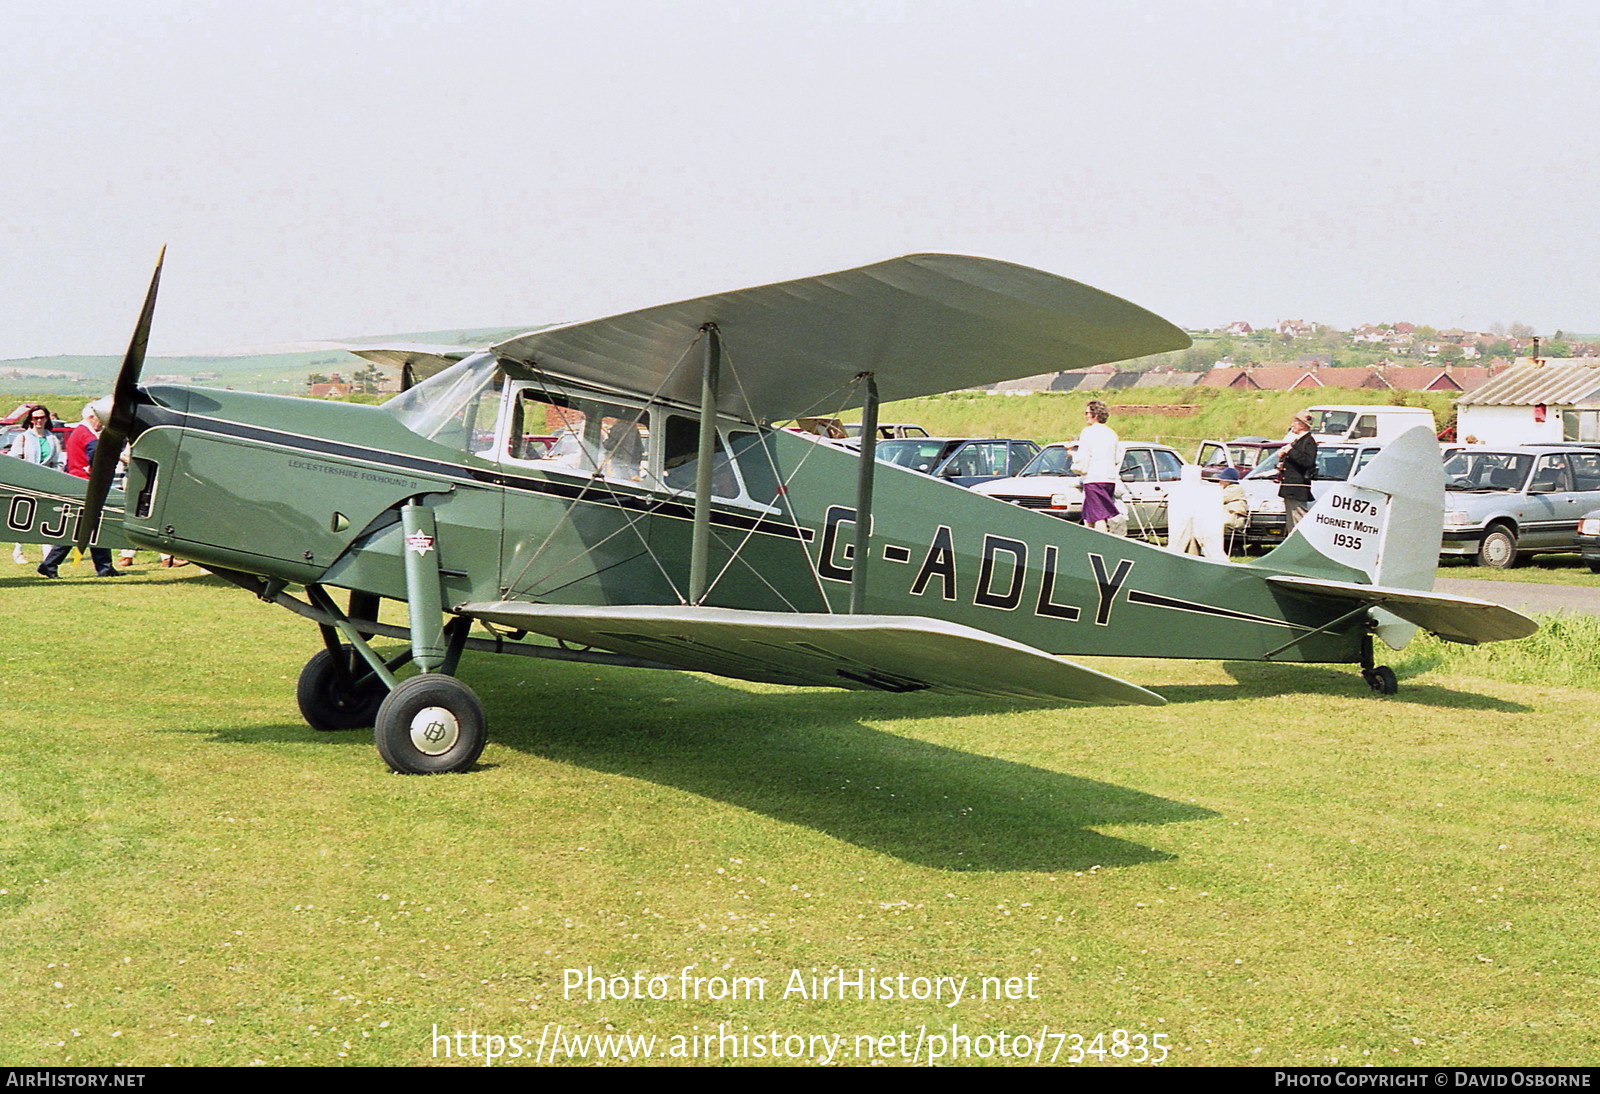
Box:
972;441;1187;535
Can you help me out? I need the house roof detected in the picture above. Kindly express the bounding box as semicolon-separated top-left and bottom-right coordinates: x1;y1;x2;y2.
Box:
1309;368;1386;389
989;372;1059;393
1377;367;1462;391
1252;366;1322;389
1443;366;1504;392
1197;367;1252;388
1133;370;1201;388
1456;362;1600;406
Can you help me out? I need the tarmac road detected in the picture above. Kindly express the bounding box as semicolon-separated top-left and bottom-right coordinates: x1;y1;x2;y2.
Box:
1436;577;1600;617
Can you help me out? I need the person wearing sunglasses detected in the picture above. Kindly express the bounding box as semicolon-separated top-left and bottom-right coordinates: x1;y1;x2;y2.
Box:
9;406;63;564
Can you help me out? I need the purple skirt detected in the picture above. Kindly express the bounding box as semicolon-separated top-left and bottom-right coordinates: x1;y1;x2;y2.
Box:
1081;481;1120;524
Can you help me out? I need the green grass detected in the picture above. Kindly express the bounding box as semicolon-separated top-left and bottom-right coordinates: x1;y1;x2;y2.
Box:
1438;554;1600;586
2;565;1596;1067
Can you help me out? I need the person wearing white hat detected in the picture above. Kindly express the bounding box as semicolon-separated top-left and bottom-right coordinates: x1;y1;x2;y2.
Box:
37;400;120;578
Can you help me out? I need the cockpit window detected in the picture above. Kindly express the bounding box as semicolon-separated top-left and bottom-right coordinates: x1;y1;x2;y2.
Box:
662;415;740;498
507;388;650;483
384;351;502;450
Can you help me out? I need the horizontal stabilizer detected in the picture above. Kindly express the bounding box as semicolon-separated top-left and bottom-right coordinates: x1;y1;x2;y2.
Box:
459;602;1166;706
1268;575;1537;645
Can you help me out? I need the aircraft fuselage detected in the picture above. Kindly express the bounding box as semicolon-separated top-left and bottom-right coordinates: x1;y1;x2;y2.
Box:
117;383;1365;667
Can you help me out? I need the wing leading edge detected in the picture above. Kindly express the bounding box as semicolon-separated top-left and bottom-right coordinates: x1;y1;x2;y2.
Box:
458;602;1166;706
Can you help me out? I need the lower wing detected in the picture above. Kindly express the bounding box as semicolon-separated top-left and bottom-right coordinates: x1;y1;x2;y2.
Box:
458;602;1166;706
0;459;130;550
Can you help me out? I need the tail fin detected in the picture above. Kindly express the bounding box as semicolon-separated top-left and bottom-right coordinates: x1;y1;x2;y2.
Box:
1253;427;1446;647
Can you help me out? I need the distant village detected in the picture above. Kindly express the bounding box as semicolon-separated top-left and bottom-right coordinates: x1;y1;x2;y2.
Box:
985;319;1597;396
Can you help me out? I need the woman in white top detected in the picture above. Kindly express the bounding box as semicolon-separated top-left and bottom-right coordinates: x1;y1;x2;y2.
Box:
8;405;63;468
1075;399;1120;531
8;405;62;564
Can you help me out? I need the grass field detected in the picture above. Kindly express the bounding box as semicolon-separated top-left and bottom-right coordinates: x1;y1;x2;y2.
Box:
2;564;1597;1067
845;387;1461;455
1438;554;1600;586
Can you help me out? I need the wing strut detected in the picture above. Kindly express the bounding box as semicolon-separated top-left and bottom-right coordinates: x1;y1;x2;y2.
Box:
849;372;880;614
689;324;722;603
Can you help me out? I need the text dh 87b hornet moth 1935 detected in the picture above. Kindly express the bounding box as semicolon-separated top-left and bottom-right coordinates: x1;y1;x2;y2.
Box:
2;252;1536;772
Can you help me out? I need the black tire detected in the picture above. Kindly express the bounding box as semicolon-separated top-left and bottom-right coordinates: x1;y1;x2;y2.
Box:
1476;526;1519;569
1589;560;1600;575
297;646;386;731
373;674;486;774
1363;665;1398;696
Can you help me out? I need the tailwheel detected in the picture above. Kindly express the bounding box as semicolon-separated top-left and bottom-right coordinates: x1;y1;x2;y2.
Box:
374;674;486;774
1362;665;1398;696
297;645;386;731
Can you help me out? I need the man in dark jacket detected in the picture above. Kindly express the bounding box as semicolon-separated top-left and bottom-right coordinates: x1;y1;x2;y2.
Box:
1278;413;1318;534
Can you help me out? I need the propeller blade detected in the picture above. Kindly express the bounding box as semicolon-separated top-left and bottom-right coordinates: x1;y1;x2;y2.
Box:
78;246;165;550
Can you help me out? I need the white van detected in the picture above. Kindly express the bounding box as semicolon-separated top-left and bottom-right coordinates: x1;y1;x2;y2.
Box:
1304;405;1436;444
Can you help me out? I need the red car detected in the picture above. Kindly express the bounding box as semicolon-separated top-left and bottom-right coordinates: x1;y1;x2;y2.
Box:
0;403;72;455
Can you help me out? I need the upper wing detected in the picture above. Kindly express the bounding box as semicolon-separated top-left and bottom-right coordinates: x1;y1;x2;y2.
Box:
490;254;1190;423
458;602;1166;706
1267;575;1537;645
338;343;481;389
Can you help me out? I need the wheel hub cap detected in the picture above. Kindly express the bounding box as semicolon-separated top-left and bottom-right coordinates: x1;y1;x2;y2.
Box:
409;706;460;756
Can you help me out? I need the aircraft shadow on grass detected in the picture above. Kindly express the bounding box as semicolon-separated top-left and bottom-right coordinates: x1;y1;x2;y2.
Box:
1208;661;1529;713
217;658;1216;873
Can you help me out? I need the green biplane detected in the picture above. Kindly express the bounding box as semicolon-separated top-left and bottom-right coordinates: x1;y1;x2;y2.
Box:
3;252;1535;773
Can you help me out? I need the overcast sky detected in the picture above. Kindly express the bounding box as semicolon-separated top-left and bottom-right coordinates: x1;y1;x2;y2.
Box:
2;0;1596;357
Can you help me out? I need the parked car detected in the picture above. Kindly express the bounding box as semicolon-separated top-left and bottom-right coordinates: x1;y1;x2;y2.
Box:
1237;441;1384;546
843;422;930;440
1578;509;1600;573
971;441;1187;535
1439;445;1600;568
1304;404;1436;444
1194;438;1280;481
1;424;72;456
874;437;1040;488
1;403;72;455
786;416;850;440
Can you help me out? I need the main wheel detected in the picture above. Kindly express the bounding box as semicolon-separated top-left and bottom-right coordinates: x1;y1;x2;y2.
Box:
1362;665;1398;695
373;674;486;774
1476;527;1519;569
297;646;386;731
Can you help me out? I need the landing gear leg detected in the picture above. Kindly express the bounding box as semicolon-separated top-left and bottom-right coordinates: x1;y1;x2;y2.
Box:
1358;628;1398;696
369;500;487;773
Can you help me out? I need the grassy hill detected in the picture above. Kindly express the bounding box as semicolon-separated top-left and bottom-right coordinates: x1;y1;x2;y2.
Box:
3;373;1459;453
0;326;532;399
